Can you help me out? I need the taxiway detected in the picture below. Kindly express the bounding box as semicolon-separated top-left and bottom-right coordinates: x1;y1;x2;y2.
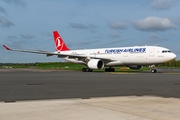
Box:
0;69;180;120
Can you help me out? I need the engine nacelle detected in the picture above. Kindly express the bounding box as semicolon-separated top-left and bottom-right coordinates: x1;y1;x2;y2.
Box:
87;59;104;69
127;65;142;70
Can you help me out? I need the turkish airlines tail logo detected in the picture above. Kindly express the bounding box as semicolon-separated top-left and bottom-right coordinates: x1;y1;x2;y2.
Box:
53;31;70;51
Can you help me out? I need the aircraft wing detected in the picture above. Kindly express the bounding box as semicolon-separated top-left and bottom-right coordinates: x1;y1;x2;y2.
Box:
3;45;85;57
3;45;59;56
3;45;113;62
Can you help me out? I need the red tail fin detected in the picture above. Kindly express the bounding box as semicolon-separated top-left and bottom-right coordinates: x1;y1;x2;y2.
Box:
53;31;70;51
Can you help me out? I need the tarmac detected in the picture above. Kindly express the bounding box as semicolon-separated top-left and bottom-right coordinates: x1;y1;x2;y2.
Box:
0;68;180;120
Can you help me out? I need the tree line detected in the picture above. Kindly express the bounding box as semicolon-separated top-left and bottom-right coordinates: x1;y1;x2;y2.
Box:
0;60;180;67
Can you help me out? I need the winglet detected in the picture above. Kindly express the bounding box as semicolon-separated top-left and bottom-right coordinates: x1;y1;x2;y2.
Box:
3;45;11;50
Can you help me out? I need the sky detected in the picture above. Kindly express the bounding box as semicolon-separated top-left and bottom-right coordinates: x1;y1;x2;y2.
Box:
0;0;180;63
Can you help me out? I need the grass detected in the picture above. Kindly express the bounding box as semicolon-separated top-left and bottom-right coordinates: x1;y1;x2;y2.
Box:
0;62;178;72
35;63;85;70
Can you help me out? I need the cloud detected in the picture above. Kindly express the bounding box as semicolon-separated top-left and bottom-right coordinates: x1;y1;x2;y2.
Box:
88;23;97;29
0;16;14;28
6;35;17;40
109;32;120;38
172;16;180;26
150;33;159;39
99;39;129;47
70;23;97;29
0;6;6;14
45;32;53;37
79;39;100;46
151;0;173;10
108;21;127;30
20;34;35;39
5;35;25;49
147;33;168;44
70;23;88;29
2;0;26;6
132;16;176;32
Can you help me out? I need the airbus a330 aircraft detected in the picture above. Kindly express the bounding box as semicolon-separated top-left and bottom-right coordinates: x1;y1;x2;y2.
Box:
3;31;176;73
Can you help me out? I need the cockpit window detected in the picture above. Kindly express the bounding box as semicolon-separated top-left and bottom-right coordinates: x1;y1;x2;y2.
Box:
162;50;171;53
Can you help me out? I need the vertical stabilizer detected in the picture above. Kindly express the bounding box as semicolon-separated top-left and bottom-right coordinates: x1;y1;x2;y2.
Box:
53;31;70;51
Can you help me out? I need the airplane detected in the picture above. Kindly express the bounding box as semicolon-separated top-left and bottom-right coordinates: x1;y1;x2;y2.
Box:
3;31;176;73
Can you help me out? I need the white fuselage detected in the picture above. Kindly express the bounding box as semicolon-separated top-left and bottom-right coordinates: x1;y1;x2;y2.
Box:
57;46;176;67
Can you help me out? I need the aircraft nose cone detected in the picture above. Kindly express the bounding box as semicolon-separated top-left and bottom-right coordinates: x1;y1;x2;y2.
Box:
171;53;176;59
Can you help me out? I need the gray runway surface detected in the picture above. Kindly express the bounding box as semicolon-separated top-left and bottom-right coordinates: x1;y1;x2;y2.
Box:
1;69;180;120
0;69;180;102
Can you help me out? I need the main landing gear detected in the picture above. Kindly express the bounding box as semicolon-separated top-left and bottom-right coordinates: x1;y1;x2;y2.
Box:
150;65;157;73
82;68;93;72
105;67;115;72
82;67;116;72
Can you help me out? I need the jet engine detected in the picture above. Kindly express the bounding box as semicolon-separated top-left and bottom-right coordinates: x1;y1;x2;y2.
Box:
87;59;104;69
127;65;142;70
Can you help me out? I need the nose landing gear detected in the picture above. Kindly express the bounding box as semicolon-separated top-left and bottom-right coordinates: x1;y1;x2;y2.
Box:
150;65;157;73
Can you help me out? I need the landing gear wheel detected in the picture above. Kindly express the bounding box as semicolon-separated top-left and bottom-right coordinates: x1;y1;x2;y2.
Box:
82;68;86;72
150;65;157;73
82;68;93;72
105;67;115;72
112;68;115;72
151;69;157;73
86;68;93;72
